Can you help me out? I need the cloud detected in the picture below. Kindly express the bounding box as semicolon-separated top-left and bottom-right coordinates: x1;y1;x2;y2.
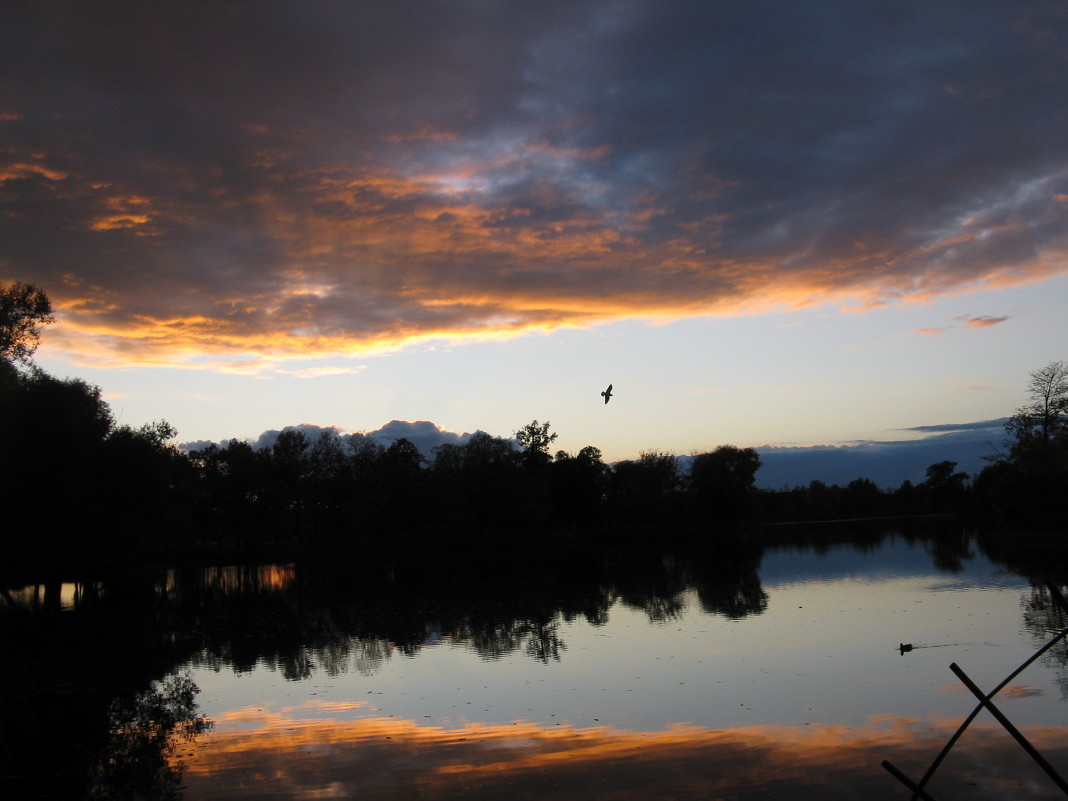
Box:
274;365;366;379
964;315;1010;328
181;707;1068;801
248;424;347;453
180;419;486;460
899;420;1005;434
4;3;1068;366
751;419;1009;489
914;314;1009;336
365;420;485;457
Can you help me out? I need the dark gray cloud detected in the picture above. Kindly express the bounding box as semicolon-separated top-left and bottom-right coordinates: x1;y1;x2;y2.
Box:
899;419;1007;434
3;1;1067;364
249;424;347;453
366;420;485;456
964;315;1010;328
181;419;485;459
753;419;1009;488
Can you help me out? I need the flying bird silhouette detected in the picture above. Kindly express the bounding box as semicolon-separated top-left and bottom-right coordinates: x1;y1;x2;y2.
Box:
601;383;613;404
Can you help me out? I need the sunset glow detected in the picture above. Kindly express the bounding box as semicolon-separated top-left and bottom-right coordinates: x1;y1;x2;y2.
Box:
178;708;1068;800
4;2;1068;466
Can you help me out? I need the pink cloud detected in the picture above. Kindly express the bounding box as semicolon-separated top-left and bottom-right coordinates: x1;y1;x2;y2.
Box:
964;315;1009;328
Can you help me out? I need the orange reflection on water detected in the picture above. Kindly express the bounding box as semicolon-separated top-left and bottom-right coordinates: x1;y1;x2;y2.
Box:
164;564;297;598
179;707;1068;800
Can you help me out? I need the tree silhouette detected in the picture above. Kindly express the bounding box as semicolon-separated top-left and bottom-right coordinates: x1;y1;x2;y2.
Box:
978;360;1068;524
432;431;522;532
548;446;607;527
515;419;558;470
1010;361;1068;446
921;460;969;512
0;281;54;366
607;449;680;526
7;286;1065;564
688;445;761;526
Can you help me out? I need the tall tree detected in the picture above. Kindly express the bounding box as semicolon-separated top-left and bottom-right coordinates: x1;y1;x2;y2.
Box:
921;460;969;512
515;419;558;470
1007;360;1068;449
688;445;762;526
0;282;54;365
608;450;680;525
981;360;1068;524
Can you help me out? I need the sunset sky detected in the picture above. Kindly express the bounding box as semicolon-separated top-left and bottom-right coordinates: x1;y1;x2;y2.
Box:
4;2;1068;478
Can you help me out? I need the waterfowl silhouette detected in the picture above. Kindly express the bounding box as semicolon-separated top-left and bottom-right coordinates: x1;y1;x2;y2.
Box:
601;383;613;404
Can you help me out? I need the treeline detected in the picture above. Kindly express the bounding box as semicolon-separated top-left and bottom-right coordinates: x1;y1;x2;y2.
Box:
183;429;767;549
1;282;1066;571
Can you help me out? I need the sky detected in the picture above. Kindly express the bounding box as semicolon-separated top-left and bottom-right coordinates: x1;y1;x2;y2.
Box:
3;1;1068;487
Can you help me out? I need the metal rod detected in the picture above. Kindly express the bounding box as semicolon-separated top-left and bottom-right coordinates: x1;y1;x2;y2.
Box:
950;662;1068;795
907;619;1068;799
881;760;941;801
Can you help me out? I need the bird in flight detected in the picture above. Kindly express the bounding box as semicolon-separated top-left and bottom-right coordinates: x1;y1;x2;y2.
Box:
601;383;613;404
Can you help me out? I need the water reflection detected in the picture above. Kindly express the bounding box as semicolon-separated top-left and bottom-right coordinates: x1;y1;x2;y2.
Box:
2;579;109;611
157;538;769;678
0;578;211;800
1023;584;1068;699
3;520;1067;800
179;711;1068;800
88;673;211;801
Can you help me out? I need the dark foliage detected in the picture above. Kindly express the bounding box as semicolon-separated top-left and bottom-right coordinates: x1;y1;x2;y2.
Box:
0;366;189;570
0;281;53;365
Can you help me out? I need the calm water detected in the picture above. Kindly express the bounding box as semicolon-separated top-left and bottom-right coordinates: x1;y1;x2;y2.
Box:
4;521;1067;800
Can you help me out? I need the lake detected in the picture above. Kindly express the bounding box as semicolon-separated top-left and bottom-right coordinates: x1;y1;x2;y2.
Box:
3;519;1067;800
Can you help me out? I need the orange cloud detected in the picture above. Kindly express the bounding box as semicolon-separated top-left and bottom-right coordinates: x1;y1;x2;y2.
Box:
0;161;67;183
177;710;1068;801
10;119;1068;372
6;2;1068;373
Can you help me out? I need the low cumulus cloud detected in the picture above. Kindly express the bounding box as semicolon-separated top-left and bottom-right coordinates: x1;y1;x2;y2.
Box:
3;3;1068;366
181;420;485;460
366;420;486;456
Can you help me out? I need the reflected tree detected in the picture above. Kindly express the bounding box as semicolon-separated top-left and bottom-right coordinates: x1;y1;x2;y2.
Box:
696;573;768;619
88;672;212;801
1020;583;1068;700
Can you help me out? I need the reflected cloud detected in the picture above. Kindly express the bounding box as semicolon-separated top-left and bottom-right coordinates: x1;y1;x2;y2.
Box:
181;710;1068;800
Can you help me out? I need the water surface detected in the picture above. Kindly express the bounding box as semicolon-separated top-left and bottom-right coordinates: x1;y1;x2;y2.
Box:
4;521;1067;800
